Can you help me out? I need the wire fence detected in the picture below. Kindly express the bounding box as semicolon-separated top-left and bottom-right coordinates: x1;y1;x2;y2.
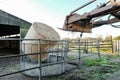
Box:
0;38;101;80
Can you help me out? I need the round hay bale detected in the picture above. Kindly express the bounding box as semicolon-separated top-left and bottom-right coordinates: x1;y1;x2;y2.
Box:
22;22;60;61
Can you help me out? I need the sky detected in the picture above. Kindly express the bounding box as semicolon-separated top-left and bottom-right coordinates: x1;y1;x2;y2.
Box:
0;0;120;39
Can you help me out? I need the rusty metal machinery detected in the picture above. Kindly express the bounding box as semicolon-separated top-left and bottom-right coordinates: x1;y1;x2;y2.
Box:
61;0;120;33
110;0;120;5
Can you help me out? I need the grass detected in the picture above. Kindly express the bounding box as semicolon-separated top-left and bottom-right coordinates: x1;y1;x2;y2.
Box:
104;53;120;58
42;55;120;80
42;42;120;80
83;58;110;67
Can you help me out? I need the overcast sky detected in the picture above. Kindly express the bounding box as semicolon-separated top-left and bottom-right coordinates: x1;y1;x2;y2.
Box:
0;0;120;39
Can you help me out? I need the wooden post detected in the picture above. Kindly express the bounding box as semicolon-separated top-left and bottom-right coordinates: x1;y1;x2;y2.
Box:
111;36;114;53
118;40;120;54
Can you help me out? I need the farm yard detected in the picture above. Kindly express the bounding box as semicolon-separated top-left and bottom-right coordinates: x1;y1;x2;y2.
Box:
0;51;120;80
41;39;120;80
0;39;120;80
1;0;120;80
42;53;120;80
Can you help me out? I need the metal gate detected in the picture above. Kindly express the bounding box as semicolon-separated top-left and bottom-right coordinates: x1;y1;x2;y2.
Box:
0;38;101;80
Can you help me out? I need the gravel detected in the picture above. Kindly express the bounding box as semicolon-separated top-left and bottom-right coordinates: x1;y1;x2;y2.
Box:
0;56;39;80
0;74;38;80
0;51;78;80
0;51;100;80
107;71;120;80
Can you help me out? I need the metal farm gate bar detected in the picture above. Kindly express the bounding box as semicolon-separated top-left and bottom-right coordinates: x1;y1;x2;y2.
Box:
0;38;101;80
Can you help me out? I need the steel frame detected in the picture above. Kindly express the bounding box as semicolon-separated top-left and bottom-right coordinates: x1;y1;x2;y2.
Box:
0;38;101;80
62;0;120;33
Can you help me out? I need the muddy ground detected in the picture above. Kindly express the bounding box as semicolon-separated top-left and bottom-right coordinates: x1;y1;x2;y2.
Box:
0;51;120;80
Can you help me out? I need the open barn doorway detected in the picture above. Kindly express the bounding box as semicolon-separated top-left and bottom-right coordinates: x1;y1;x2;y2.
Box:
0;24;20;56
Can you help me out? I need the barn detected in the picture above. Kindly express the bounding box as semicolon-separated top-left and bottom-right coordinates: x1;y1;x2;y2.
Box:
0;10;32;55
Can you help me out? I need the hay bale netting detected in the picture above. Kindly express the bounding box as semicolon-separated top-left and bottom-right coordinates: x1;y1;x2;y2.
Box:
22;22;60;61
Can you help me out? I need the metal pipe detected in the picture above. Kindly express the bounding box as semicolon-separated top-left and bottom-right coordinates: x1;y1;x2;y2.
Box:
78;40;81;66
0;66;39;77
0;50;71;59
41;58;79;67
61;42;64;73
0;53;39;59
97;41;101;60
0;39;102;79
0;38;79;42
38;39;42;80
23;43;25;74
1;54;96;78
70;0;96;15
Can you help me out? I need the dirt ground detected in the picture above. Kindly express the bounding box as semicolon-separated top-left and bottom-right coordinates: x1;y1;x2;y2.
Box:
0;74;38;80
107;71;120;80
107;58;120;80
0;51;120;80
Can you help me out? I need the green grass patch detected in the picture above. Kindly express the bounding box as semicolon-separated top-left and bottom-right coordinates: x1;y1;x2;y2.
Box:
42;57;120;80
84;58;112;67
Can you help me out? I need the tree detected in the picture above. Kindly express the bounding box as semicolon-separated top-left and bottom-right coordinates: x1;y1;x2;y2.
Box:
104;35;112;41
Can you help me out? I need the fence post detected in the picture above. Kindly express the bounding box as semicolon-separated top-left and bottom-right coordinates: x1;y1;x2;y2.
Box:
64;40;68;59
38;39;42;80
117;40;119;54
97;40;101;60
111;37;114;53
20;39;23;71
114;40;117;53
63;40;68;72
61;40;65;73
78;40;81;66
118;40;120;54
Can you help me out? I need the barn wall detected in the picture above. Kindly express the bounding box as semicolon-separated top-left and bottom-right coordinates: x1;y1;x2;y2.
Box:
0;10;32;52
0;10;32;38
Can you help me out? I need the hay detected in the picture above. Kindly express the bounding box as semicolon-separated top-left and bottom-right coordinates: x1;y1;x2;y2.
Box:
22;22;60;61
